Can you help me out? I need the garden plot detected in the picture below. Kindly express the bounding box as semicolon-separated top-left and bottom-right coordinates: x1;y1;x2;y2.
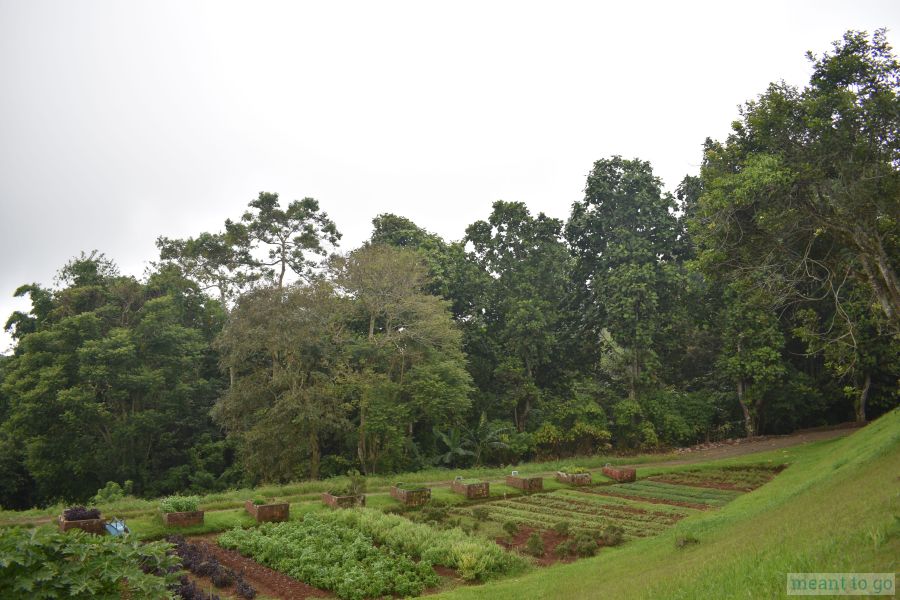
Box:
646;465;784;491
453;489;700;541
588;480;743;508
215;509;528;600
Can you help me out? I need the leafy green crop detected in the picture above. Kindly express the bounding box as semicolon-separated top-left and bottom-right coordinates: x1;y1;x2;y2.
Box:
159;495;200;513
325;508;529;581
0;526;180;599
218;515;438;599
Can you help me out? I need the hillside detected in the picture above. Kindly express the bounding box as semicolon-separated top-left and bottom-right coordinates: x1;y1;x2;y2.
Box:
435;409;900;599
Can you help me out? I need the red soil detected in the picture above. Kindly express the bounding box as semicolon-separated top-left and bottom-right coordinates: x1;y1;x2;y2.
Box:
187;535;333;600
495;526;576;566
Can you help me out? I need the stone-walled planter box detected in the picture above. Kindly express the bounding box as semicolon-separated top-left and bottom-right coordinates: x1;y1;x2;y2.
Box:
602;465;636;483
390;485;431;507
450;479;490;499
505;475;543;492
161;510;205;527
245;500;290;522
322;492;365;508
58;516;107;535
555;471;592;485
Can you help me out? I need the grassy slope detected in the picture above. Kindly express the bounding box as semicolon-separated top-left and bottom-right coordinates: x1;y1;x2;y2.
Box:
436;409;900;600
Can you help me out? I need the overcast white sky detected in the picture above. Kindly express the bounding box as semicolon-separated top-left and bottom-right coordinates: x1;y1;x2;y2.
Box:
1;0;899;353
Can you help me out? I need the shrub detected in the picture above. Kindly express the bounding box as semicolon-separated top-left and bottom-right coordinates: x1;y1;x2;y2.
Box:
62;506;101;521
574;531;598;557
554;539;576;557
472;507;490;522
502;520;519;538
159;495;200;513
90;481;132;505
235;577;257;599
552;521;571;536
252;497;267;506
600;525;624;547
211;567;234;588
525;532;544;557
560;465;588;474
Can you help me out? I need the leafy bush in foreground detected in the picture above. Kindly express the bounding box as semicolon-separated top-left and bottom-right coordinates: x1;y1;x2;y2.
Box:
325;508;529;581
0;527;179;599
218;516;438;600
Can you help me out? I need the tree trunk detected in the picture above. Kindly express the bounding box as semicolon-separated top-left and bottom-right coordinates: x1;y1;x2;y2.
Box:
309;430;320;480
737;378;753;438
357;405;368;475
856;373;871;423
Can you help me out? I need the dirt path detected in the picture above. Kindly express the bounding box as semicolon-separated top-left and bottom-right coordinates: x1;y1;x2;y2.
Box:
618;426;857;471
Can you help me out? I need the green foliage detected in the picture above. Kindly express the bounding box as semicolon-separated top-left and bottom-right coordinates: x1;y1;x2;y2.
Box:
552;520;571;536
502;520;519;538
524;532;544;557
600;525;624;546
218;515;439;599
0;527;179;599
159;495;200;513
326;508;528;581
91;481;132;505
554;539;576;557
574;531;599;557
0;254;227;505
559;466;588;474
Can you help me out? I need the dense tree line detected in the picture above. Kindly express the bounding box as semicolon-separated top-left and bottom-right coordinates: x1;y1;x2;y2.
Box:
1;30;896;508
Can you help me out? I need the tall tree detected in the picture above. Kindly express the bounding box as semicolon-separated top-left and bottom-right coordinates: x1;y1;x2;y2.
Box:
465;201;570;432
566;157;681;400
235;192;341;288
696;29;900;329
213;283;349;481
333;244;472;473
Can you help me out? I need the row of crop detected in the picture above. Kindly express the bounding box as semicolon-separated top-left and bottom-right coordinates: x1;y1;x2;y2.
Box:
494;502;669;536
552;489;699;516
321;508;529;582
599;481;740;506
619;480;742;501
218;516;439;600
454;502;664;538
648;466;777;490
513;495;683;526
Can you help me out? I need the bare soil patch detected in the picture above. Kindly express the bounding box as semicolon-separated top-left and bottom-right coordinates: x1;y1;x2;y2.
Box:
495;526;575;566
187;534;333;600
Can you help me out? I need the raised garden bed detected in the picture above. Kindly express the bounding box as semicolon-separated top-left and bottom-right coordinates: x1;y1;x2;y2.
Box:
602;465;637;483
555;470;592;485
58;515;107;534
450;478;490;499
390;483;431;506
506;474;543;492
322;492;366;508
162;510;205;527
245;499;290;522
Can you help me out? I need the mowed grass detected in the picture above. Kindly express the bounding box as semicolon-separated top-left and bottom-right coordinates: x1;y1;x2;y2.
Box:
434;410;900;599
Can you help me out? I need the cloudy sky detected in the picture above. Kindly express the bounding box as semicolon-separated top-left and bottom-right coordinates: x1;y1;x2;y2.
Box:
1;0;898;353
